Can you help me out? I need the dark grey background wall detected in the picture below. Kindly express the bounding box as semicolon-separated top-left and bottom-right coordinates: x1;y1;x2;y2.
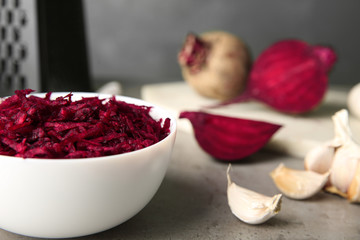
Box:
84;0;360;87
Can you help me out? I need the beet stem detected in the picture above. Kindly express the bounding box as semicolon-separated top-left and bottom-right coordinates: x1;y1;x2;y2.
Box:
205;90;253;109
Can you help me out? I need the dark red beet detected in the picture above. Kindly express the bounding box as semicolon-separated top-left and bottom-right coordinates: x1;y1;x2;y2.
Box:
179;111;281;161
216;39;337;114
0;90;171;159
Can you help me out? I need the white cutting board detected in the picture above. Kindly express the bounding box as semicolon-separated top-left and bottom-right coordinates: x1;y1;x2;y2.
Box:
141;81;360;159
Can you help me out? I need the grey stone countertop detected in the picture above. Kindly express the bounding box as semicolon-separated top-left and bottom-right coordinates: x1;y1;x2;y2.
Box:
1;84;359;240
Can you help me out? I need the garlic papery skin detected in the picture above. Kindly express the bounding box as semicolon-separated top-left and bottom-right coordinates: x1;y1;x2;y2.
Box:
328;109;360;195
270;163;330;200
227;165;282;224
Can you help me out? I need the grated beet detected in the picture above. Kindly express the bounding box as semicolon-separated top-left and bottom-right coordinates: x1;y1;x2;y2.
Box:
0;90;171;159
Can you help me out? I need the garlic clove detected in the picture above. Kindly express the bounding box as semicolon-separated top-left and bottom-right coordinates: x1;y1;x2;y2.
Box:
227;164;282;224
347;161;360;202
270;163;329;200
329;109;360;195
332;109;353;144
304;141;336;174
330;146;360;194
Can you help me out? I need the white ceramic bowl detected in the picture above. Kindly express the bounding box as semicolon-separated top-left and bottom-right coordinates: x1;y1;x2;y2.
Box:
0;92;177;238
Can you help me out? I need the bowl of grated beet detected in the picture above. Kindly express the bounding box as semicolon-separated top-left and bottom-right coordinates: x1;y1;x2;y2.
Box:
0;90;177;238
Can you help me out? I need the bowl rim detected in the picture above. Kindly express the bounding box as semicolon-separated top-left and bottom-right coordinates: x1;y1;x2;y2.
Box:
0;91;177;163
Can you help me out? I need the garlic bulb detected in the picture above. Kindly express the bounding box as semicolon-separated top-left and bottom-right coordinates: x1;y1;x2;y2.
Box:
270;163;329;200
304;109;360;202
347;83;360;119
227;165;282;224
327;109;360;200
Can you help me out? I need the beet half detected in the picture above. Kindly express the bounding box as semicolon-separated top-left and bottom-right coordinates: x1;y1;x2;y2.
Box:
180;111;281;161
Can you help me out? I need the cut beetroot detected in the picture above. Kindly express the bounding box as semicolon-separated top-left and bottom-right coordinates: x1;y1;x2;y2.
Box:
179;111;281;161
0;90;171;159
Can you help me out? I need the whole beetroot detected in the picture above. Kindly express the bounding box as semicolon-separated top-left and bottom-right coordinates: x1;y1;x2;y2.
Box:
219;39;337;114
178;31;251;101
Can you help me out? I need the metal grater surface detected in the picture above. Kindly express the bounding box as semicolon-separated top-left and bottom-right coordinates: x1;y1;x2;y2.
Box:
0;0;40;97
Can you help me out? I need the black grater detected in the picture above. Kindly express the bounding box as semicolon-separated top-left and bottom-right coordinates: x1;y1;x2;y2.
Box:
0;0;92;97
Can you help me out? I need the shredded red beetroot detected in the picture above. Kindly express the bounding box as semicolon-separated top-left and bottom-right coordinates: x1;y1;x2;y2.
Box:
0;89;171;159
